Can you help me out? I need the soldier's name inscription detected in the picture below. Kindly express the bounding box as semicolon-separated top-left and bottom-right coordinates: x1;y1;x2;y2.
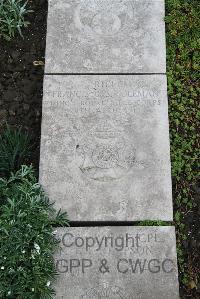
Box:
43;77;165;118
43;78;163;114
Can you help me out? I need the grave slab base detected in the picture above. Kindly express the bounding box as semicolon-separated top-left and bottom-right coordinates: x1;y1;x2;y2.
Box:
53;226;179;299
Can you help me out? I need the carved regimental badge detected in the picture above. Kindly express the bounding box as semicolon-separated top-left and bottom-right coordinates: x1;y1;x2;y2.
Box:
76;120;136;181
74;1;134;37
72;0;147;71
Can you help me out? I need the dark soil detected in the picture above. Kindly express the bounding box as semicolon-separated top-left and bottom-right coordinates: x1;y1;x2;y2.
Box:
177;185;200;299
0;0;47;171
0;0;199;298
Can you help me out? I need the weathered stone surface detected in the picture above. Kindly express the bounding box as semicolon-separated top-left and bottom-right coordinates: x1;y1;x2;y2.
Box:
39;74;172;221
53;226;179;299
45;0;166;73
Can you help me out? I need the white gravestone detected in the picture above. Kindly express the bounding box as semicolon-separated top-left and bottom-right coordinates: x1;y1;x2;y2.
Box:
40;75;173;221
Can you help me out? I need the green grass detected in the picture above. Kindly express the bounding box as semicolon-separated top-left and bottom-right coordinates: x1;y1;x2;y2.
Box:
166;0;200;289
0;0;31;41
137;220;168;226
0;165;68;298
0;125;32;178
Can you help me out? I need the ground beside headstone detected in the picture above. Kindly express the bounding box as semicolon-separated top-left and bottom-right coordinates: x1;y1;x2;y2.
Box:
40;74;173;221
53;226;179;299
45;0;166;73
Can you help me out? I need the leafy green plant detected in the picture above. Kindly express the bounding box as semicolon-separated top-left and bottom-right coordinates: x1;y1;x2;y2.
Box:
138;220;168;226
0;165;68;299
0;125;32;177
166;0;200;290
0;0;31;41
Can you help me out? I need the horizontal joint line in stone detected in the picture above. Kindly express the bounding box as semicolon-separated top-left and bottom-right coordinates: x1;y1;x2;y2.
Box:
44;73;166;76
59;221;174;228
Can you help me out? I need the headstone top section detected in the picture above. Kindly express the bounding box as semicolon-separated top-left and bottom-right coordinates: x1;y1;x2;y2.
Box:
40;75;173;221
53;226;180;299
45;0;166;73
